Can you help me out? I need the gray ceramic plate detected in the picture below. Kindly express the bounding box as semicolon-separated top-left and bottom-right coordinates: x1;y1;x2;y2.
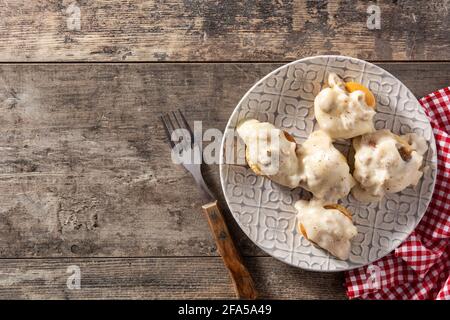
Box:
219;55;437;272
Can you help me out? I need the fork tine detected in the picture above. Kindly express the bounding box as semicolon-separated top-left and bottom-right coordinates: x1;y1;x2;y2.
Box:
160;113;175;148
177;110;194;140
171;110;192;149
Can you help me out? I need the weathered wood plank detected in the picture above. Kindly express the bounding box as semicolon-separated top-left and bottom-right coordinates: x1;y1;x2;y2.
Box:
0;257;346;299
0;62;448;259
0;1;448;61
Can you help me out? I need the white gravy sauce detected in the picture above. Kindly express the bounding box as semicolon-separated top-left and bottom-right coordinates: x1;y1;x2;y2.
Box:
352;129;428;202
314;73;376;139
237;120;354;202
297;130;355;202
295;200;357;260
237;119;302;188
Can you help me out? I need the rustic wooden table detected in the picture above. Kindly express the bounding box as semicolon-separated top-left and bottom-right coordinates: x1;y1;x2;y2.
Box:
0;0;449;299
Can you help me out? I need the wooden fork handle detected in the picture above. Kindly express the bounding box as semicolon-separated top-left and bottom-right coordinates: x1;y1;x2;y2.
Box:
202;200;258;300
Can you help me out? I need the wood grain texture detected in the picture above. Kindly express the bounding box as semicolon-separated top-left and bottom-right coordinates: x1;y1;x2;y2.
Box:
1;0;448;300
0;62;448;259
0;257;346;299
0;0;449;61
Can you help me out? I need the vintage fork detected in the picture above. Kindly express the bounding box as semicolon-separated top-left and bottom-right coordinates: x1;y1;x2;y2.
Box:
161;110;257;300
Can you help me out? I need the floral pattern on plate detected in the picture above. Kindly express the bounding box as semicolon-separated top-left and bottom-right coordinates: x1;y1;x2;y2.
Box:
220;55;437;271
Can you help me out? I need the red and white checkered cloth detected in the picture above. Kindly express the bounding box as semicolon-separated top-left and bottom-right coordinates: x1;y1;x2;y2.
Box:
345;87;450;300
